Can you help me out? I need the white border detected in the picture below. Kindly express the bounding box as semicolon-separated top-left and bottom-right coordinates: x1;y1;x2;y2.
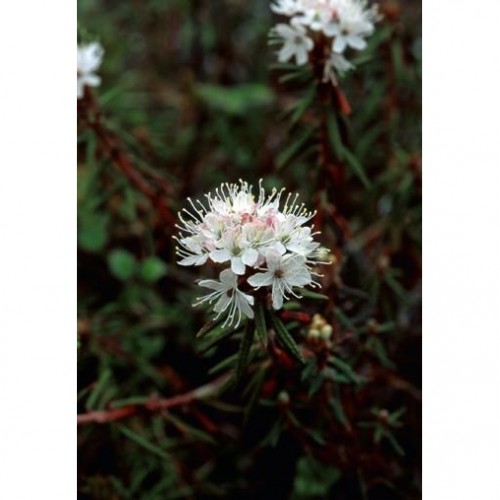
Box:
423;0;500;498
0;0;76;497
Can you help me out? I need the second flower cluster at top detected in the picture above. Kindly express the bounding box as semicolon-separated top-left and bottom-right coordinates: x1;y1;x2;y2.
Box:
176;181;329;327
271;0;380;84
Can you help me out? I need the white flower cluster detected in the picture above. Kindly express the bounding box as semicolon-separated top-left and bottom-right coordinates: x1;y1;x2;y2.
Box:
270;0;380;84
175;181;329;327
77;42;104;99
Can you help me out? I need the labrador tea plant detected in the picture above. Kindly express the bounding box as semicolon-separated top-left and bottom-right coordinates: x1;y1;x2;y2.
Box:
77;0;421;497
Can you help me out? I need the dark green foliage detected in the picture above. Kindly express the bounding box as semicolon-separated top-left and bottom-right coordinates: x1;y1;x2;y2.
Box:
270;312;305;365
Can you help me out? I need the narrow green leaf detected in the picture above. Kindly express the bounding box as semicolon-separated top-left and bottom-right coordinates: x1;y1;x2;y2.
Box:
389;407;407;423
355;123;384;160
243;365;268;423
298;288;329;301
77;385;94;403
386;432;405;456
196;317;224;339
262;417;284;448
86;368;112;410
376;322;396;334
326;108;345;160
86;129;96;166
374;425;384;444
78;132;100;199
282;301;302;310
307;428;326;446
109;396;151;408
270;62;303;71
99;86;126;107
276;127;315;170
328;372;350;384
330;397;350;429
204;400;244;413
254;300;268;347
284;410;300;427
343;147;372;189
290;87;315;126
163;413;216;445
208;352;239;376
117;425;171;460
279;68;313;84
391;39;406;81
194;83;274;116
301;358;317;382
356;82;385;129
197;323;241;354
384;272;408;301
329;356;360;385
308;373;324;396
369;337;395;369
270;313;305;365
235;323;255;382
334;308;358;332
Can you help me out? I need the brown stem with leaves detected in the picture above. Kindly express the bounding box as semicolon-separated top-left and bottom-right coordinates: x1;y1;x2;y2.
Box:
302;35;352;248
78;88;176;227
77;373;231;425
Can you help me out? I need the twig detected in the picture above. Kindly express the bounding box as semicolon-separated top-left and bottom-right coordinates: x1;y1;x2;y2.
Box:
79;89;176;226
77;373;231;425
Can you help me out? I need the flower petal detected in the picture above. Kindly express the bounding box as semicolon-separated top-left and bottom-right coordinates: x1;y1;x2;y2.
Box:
264;249;282;270
274;23;295;38
231;257;246;275
210;248;231;263
323;23;340;37
198;279;227;292
272;281;284;310
219;268;238;287
278;44;295;63
237;292;255;319
178;254;208;266
287;268;312;287
295;47;309;66
214;294;231;314
333;36;347;53
347;35;367;50
247;272;274;288
84;74;101;87
242;247;259;266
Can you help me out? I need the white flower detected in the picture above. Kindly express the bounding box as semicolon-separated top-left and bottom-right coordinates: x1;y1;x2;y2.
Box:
322;52;354;85
293;2;332;31
197;269;254;327
323;0;376;53
269;0;380;83
271;0;303;16
175;180;328;322
176;235;210;267
284;226;321;257
274;23;314;66
248;251;315;310
77;42;104;99
210;228;260;275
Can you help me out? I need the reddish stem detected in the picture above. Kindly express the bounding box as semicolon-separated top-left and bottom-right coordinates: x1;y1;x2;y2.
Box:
77;373;231;425
79;89;176;227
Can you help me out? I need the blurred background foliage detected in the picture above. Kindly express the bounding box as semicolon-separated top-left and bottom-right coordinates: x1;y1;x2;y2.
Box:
78;0;421;498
